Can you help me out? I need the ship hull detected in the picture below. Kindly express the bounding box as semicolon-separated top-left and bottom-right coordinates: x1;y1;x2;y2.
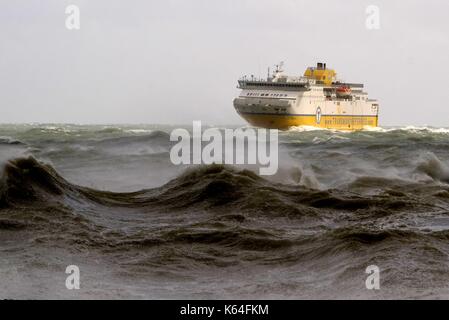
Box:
237;112;378;130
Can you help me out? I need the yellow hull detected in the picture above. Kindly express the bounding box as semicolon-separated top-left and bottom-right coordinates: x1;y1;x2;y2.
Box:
238;113;378;130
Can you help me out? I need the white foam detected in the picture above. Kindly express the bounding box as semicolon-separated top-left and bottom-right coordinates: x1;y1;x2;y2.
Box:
287;125;338;132
287;125;449;134
407;126;449;134
125;129;154;134
374;126;449;134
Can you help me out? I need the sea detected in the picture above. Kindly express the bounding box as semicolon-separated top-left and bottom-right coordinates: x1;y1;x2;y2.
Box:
1;123;449;299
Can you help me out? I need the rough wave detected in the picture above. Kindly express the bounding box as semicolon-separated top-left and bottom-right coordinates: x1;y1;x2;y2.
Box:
2;124;449;299
1;156;446;231
415;152;449;183
0;136;23;145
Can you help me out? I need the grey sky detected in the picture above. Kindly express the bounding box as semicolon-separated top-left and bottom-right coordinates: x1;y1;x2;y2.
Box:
0;0;448;126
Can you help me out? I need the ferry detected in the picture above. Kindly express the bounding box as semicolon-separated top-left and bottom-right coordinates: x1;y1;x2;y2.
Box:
233;62;379;130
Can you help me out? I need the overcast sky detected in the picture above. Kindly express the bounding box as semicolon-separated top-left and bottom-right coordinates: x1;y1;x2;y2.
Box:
1;0;448;126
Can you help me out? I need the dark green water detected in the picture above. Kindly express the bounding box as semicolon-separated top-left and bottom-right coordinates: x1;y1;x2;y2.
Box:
1;124;449;299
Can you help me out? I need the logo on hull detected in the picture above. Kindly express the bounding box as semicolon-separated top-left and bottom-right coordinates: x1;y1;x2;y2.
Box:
316;107;322;124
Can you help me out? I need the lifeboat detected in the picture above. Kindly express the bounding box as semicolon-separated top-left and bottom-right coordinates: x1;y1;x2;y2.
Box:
336;86;351;98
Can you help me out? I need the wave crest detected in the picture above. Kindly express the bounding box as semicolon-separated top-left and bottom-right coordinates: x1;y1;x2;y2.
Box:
416;153;449;183
0;157;68;207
